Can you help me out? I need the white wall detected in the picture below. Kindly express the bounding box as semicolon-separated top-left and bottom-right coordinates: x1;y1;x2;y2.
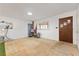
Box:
35;10;77;45
76;6;79;49
35;16;59;41
0;16;32;39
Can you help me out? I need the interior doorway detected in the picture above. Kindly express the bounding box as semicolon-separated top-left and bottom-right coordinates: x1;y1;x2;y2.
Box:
59;16;73;43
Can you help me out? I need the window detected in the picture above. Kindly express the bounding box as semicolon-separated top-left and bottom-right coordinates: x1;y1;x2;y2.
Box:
40;25;48;29
37;21;48;29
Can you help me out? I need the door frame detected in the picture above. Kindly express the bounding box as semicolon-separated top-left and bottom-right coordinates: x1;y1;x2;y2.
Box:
59;16;73;43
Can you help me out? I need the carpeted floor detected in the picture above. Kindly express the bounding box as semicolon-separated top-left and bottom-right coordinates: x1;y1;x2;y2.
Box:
5;37;79;56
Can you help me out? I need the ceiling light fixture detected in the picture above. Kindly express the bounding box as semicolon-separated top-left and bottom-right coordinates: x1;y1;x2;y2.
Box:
27;12;32;15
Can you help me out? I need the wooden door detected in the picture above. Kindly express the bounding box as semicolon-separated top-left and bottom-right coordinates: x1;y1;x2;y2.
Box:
59;16;73;43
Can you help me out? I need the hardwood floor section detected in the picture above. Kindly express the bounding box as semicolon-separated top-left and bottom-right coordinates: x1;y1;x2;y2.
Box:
5;37;79;56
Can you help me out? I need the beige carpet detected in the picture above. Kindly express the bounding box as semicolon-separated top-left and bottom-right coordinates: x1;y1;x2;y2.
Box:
5;37;79;56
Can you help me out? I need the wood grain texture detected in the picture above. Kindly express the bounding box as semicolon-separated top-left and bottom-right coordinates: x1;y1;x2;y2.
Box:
5;37;79;56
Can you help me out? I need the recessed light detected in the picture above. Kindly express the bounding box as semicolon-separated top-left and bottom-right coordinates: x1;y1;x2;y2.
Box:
27;12;32;15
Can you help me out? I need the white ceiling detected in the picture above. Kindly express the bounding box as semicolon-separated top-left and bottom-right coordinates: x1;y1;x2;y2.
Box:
0;3;78;20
